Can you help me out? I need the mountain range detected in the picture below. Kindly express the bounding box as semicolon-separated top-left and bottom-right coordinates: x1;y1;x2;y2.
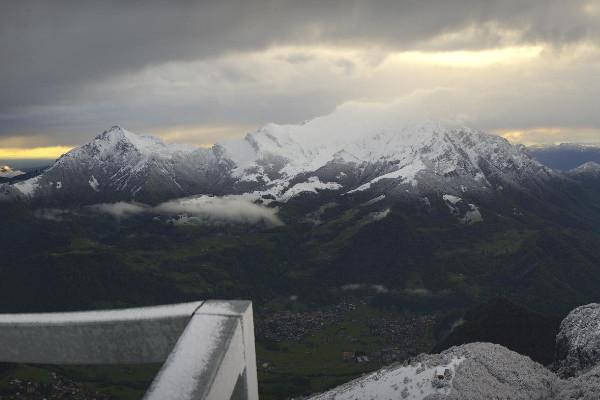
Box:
527;143;600;171
1;111;583;210
2;109;600;242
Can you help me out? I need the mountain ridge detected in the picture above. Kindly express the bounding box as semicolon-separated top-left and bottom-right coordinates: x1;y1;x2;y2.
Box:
527;143;600;171
1;112;561;206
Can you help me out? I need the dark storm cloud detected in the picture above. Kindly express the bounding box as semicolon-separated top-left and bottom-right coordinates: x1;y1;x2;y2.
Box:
0;0;598;145
1;0;594;104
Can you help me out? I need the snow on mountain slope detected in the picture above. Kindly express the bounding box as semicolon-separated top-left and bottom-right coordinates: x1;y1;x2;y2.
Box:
9;126;235;204
567;161;600;179
310;356;465;400
5;103;555;205
219;103;553;201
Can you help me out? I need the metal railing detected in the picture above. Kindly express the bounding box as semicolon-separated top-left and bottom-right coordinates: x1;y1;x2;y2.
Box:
0;300;258;400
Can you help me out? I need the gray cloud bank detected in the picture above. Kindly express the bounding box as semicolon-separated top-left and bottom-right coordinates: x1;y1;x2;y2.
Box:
2;0;594;93
37;196;283;227
1;1;599;146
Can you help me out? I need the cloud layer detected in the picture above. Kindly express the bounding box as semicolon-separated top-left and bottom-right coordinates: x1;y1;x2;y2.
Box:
1;1;600;147
85;196;283;227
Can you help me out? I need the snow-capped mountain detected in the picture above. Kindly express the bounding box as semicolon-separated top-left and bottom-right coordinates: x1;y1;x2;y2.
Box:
567;161;600;179
0;165;24;179
8;126;235;204
219;116;552;201
2;107;556;205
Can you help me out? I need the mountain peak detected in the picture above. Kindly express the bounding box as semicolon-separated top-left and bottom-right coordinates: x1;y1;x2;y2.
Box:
569;161;600;176
577;161;600;169
97;124;128;138
86;126;178;159
220;110;543;194
97;125;142;143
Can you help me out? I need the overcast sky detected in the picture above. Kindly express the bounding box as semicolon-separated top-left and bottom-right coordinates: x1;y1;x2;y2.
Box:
1;0;599;158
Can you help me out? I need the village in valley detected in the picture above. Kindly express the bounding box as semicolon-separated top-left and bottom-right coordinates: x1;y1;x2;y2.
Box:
255;300;437;371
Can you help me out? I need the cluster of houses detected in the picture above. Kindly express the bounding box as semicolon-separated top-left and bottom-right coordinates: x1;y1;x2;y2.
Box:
0;372;112;400
342;351;370;363
256;302;358;343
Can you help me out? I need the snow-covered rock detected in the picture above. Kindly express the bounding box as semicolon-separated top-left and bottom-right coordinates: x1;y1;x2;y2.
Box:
555;303;600;378
553;364;600;400
278;176;342;201
442;195;483;224
309;343;558;400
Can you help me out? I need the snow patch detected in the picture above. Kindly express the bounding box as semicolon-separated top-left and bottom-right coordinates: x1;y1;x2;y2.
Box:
442;194;462;205
89;176;100;192
370;208;390;221
279;177;341;201
348;160;424;193
0;301;203;324
13;176;40;196
341;284;389;293
443;194;483;224
461;204;483;224
310;357;464;400
362;194;386;206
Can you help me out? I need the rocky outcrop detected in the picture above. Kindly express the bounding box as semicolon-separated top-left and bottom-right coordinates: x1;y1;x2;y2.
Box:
446;343;557;400
309;343;558;400
553;364;600;400
555;303;600;378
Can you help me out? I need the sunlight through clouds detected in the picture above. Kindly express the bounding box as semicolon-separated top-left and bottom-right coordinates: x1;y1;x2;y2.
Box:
499;128;600;146
1;1;600;149
0;146;73;159
391;46;543;67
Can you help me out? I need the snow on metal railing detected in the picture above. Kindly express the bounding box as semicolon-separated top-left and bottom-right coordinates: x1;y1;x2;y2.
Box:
0;300;258;400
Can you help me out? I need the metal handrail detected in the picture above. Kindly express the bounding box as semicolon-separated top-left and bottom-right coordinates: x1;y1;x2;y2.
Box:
0;300;258;400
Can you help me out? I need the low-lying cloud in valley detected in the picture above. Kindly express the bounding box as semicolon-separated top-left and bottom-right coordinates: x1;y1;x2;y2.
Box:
37;196;283;227
152;196;282;226
87;202;150;219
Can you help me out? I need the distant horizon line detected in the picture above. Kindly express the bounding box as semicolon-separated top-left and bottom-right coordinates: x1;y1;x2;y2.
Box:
2;139;600;165
2;142;600;172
